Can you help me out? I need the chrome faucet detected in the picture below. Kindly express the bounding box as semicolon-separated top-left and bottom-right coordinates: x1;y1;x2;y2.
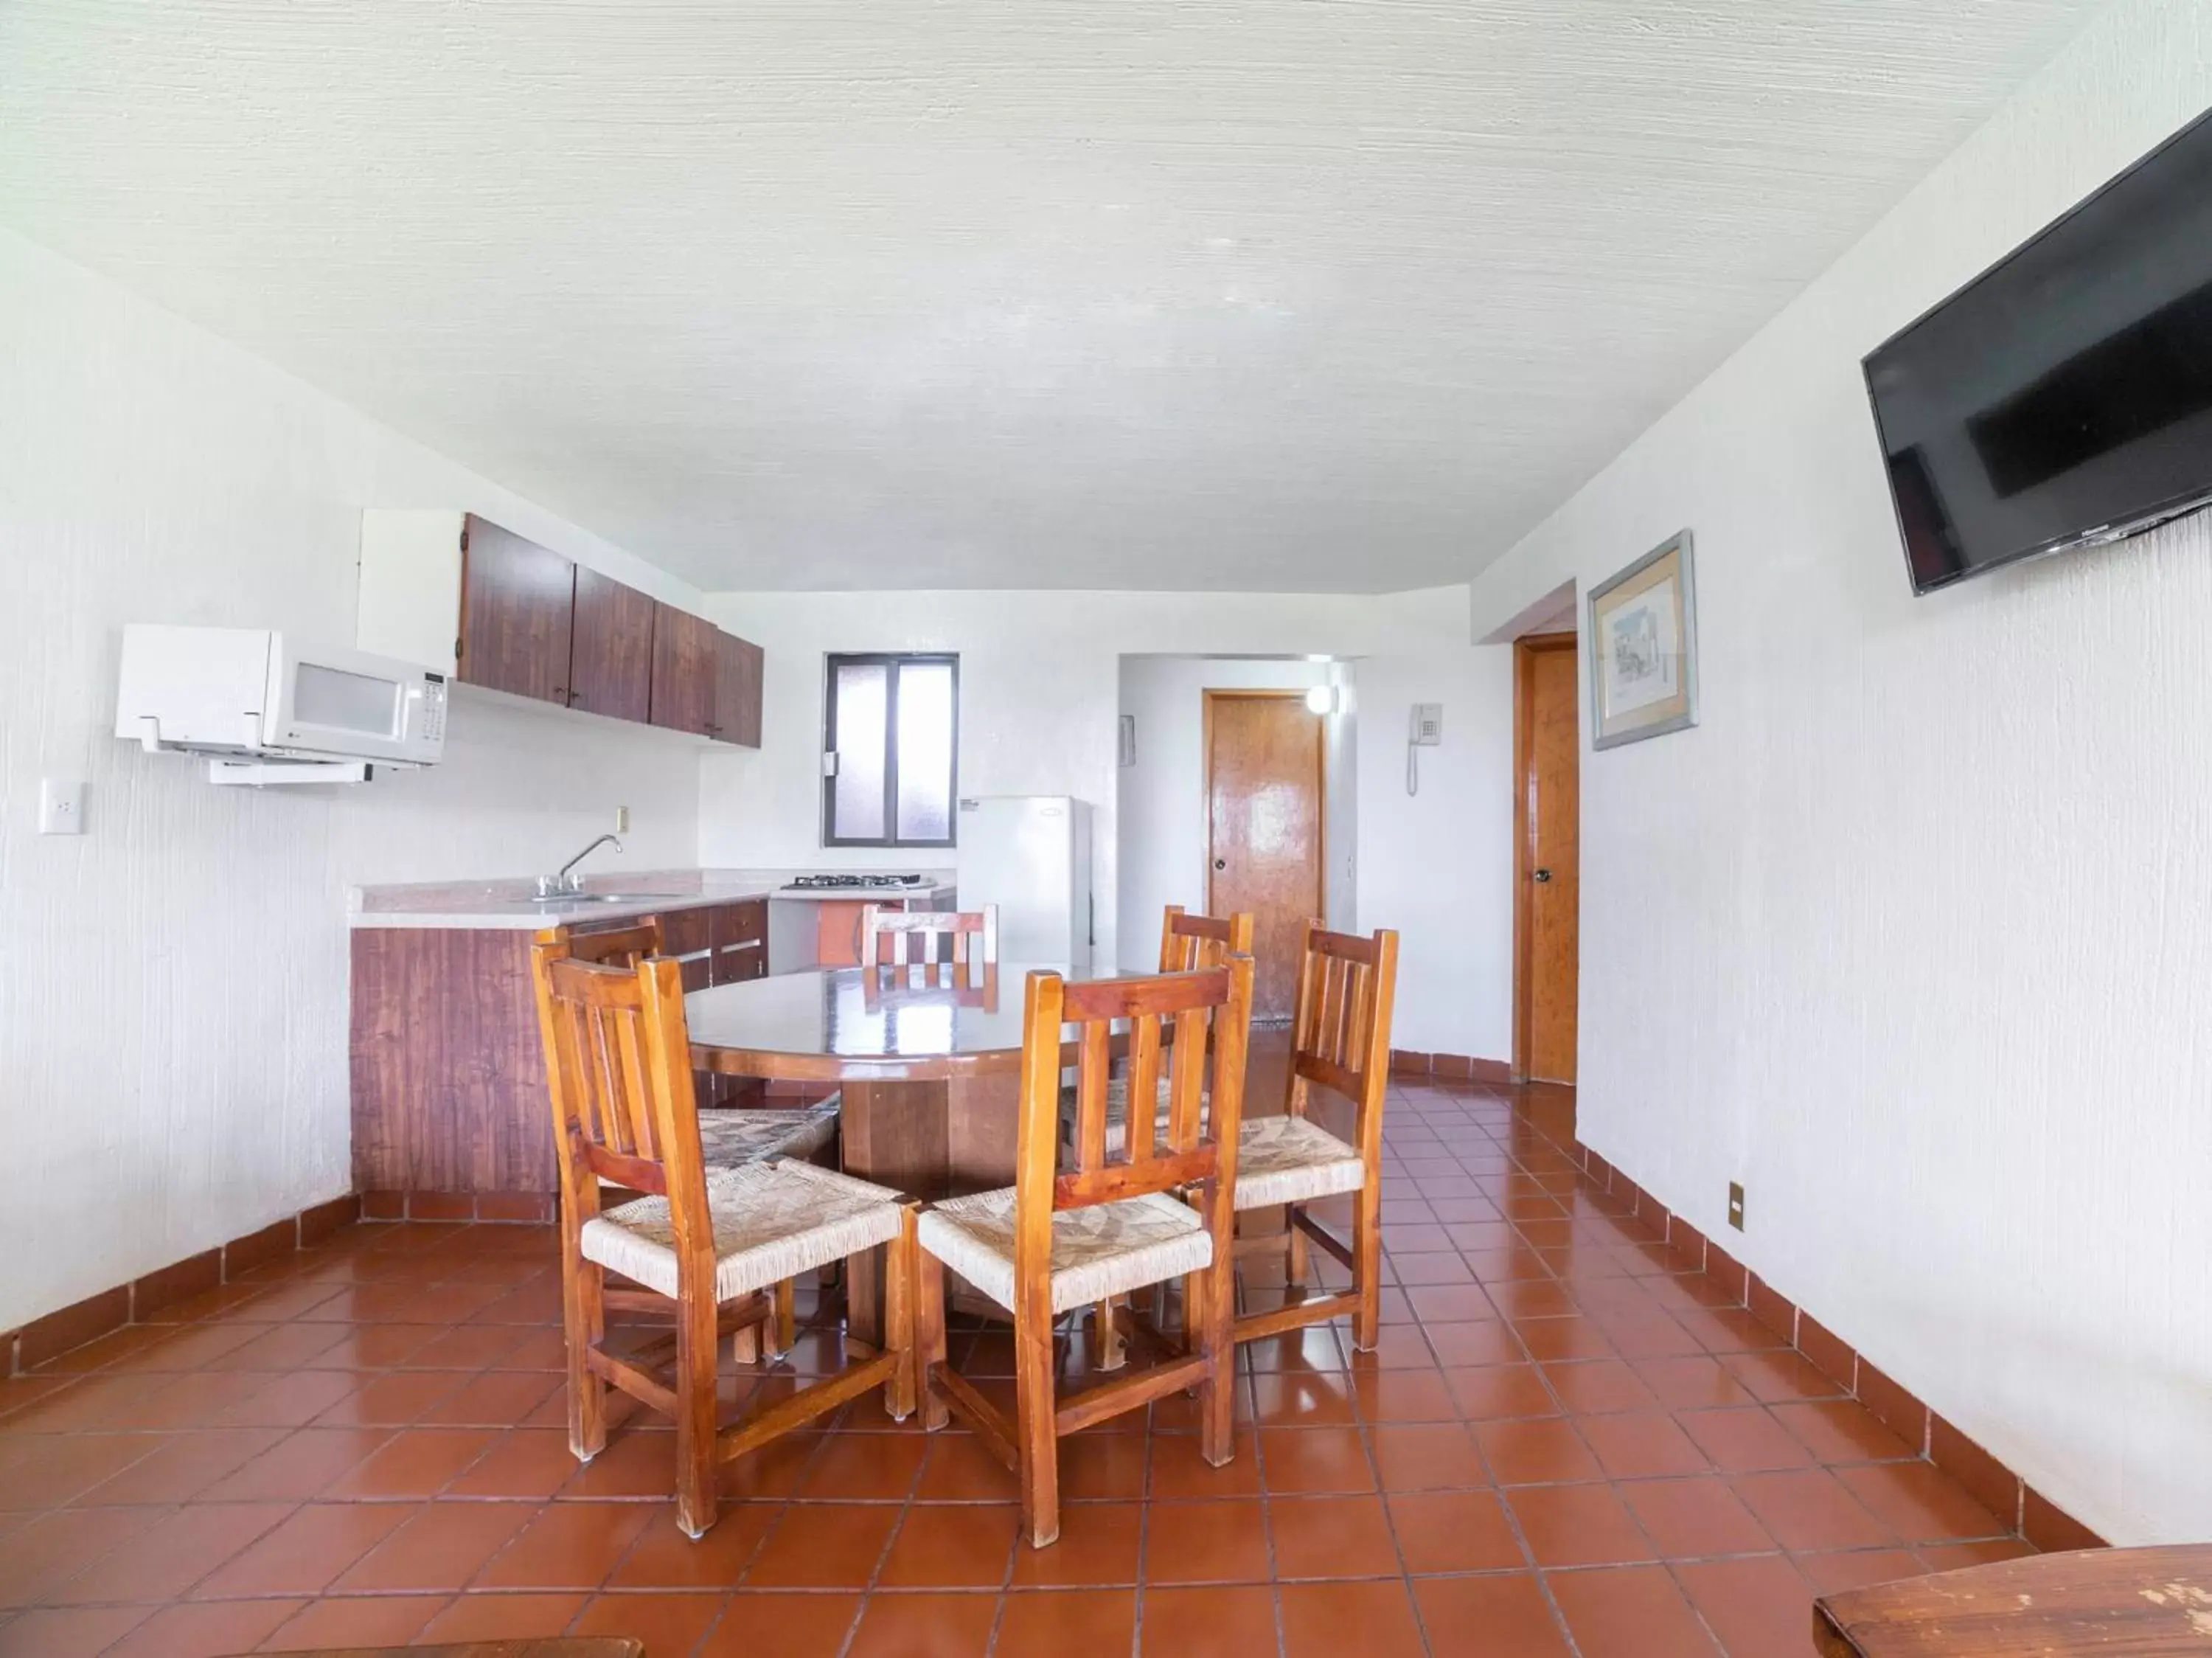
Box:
537;833;623;898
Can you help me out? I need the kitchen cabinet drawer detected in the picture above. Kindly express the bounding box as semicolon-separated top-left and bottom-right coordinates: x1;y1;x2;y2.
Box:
711;941;767;985
659;906;713;957
711;900;767;949
569;566;656;722
709;901;768;985
459;517;575;705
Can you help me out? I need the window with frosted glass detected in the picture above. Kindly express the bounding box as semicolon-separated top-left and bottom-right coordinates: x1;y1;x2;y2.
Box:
822;653;960;847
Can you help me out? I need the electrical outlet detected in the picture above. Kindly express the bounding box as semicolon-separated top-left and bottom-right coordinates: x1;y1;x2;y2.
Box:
1727;1182;1745;1231
615;805;630;833
39;779;86;836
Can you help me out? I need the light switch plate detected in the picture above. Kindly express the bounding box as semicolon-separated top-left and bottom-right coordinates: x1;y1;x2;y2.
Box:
40;779;86;835
615;805;630;833
1727;1182;1746;1230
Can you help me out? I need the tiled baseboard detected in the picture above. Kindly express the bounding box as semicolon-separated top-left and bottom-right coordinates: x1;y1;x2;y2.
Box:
0;1192;361;1376
1390;1048;1512;1084
358;1189;556;1224
1569;1142;2107;1553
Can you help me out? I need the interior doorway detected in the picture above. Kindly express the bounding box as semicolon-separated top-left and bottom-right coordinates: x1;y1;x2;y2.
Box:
1514;633;1580;1083
1206;690;1325;1021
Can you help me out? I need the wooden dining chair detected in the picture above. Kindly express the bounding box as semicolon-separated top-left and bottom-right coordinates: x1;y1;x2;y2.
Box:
913;957;1255;1547
1231;920;1399;1352
529;940;919;1540
860;903;1000;978
1158;903;1256;971
1077;903;1257;1368
540;922;843;1171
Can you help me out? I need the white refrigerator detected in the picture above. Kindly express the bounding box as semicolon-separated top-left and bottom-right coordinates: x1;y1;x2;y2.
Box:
955;795;1093;967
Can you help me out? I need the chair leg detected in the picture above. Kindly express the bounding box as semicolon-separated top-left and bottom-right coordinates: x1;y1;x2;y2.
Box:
1351;1180;1383;1353
884;1213;917;1421
731;1317;762;1366
674;1281;720;1539
1012;1306;1060;1547
914;1249;950;1432
1093;1297;1127;1371
561;1252;608;1463
1284;1204;1309;1287
1191;1261;1235;1468
771;1278;797;1359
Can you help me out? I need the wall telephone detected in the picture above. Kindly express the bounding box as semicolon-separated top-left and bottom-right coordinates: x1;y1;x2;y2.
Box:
1407;703;1441;795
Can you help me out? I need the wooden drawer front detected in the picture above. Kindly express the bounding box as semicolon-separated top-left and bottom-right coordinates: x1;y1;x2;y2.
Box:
659;906;713;957
710;940;766;986
711;901;767;949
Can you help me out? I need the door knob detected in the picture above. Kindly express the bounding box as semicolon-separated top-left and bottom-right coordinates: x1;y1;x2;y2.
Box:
1213;859;1226;870
1533;868;1552;883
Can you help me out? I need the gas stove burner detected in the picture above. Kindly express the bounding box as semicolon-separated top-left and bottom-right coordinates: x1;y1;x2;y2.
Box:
786;873;926;890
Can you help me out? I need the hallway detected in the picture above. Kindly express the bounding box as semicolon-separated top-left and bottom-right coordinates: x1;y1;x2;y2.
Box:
0;1074;2028;1657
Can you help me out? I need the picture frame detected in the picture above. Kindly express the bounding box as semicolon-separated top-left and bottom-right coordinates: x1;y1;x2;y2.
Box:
1587;529;1699;750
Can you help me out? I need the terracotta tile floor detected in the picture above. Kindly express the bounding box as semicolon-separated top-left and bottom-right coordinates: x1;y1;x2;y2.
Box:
0;1078;2033;1657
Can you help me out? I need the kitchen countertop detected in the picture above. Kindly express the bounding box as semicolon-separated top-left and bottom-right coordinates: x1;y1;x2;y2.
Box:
348;869;955;930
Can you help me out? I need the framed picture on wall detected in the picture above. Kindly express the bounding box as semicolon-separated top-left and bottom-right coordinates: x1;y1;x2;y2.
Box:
1587;529;1699;749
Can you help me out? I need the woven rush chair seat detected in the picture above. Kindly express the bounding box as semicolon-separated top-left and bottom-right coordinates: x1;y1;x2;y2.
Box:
917;1188;1213;1317
583;1159;902;1304
1234;1114;1366;1209
695;1097;842;1168
1069;1077;1360;1210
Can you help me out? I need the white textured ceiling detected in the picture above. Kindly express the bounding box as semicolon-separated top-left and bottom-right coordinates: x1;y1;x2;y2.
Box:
0;1;2104;592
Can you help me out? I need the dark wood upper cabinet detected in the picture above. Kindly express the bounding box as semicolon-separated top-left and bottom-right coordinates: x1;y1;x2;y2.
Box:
568;568;657;722
458;516;576;704
360;509;748;744
649;602;718;737
712;631;765;748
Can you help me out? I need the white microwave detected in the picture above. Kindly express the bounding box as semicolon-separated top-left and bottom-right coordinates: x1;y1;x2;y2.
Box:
116;625;448;766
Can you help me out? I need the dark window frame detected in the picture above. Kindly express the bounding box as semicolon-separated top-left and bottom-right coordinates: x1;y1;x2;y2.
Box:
821;652;961;849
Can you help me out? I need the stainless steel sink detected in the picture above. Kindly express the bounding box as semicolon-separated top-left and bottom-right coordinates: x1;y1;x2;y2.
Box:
544;892;686;905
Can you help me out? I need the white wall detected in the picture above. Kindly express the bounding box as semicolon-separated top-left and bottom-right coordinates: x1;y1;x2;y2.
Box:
1467;0;2212;1544
0;229;707;1330
1355;645;1515;1062
699;589;1507;1054
1116;657;1352;966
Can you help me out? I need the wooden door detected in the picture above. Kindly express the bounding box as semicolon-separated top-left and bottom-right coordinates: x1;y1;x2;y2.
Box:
1206;692;1324;1021
1515;634;1581;1083
568;568;656;721
458;516;575;704
648;603;717;736
710;631;764;746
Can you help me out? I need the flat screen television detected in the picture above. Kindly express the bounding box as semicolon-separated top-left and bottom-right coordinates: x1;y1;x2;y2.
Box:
1864;105;2212;595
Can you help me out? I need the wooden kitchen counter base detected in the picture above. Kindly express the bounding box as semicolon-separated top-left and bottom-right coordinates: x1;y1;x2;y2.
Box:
349;898;768;1195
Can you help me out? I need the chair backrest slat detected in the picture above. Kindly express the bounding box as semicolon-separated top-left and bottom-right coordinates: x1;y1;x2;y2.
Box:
1076;1019;1111;1171
1281;921;1399;1149
1158;904;1255;973
861;904;1001;982
1034;960;1253;1238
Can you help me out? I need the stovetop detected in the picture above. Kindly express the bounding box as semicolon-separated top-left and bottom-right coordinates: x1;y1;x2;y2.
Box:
784;873;928;891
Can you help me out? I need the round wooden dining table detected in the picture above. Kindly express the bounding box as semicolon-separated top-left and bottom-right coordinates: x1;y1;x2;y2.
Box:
685;960;1116;1340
